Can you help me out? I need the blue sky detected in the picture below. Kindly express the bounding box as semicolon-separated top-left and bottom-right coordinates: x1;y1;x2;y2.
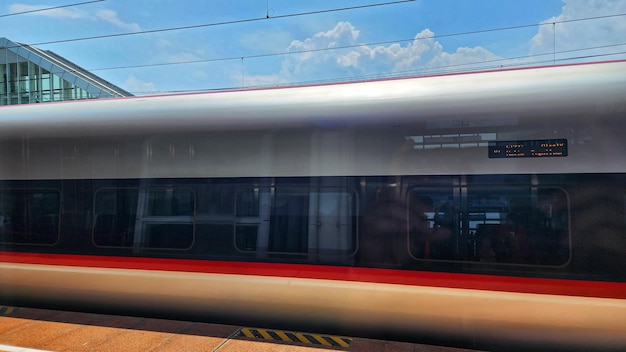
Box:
3;0;625;94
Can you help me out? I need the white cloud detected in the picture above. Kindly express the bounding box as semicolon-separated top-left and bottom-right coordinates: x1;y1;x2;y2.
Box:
356;29;502;74
245;22;502;85
9;4;88;19
359;29;448;72
429;46;503;71
288;22;359;52
97;9;141;32
530;0;626;58
8;4;141;32
280;21;364;78
242;1;626;87
337;51;360;68
240;74;289;87
124;75;156;94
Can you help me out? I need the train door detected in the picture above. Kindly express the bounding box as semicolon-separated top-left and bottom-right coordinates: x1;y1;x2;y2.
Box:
307;187;354;263
234;183;356;263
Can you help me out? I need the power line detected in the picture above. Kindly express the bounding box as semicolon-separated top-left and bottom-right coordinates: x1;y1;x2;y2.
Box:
23;0;418;47
5;1;622;94
0;0;106;18
347;46;626;82
88;12;626;72
140;49;626;94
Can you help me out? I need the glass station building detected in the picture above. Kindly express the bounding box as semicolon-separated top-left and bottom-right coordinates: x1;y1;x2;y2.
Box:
1;37;132;105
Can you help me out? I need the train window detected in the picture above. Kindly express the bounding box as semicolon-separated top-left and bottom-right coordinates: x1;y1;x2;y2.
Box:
235;188;261;217
359;186;457;268
93;187;195;250
235;224;259;251
234;187;356;257
407;189;457;261
0;189;60;245
140;223;194;250
405;186;570;266
196;184;236;216
93;188;138;247
146;188;194;216
467;188;569;266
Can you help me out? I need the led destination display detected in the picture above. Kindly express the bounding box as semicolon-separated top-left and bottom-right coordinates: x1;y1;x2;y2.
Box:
488;139;568;158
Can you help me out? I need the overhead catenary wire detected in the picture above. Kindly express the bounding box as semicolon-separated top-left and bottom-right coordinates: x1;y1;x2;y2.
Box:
326;48;626;84
11;2;625;54
5;1;624;75
133;48;626;94
87;12;626;73
17;0;418;47
0;0;106;18
3;0;623;94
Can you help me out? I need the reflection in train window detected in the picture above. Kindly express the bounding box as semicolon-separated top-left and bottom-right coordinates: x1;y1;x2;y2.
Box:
196;184;236;216
236;188;261;217
93;187;195;250
235;224;259;251
234;187;356;258
468;188;569;266
0;189;60;245
141;223;194;250
407;187;570;266
93;188;138;247
407;189;456;261
146;188;194;216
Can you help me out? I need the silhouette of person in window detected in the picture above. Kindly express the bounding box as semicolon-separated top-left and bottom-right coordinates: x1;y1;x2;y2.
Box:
359;189;451;267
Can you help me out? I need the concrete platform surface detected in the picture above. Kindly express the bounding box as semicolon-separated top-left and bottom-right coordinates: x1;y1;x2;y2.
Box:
0;306;477;352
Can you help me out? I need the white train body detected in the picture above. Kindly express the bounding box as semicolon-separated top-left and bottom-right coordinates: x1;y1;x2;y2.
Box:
1;61;624;180
0;61;625;351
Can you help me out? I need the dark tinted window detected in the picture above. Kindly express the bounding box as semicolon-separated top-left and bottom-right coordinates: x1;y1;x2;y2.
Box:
234;187;356;256
93;188;138;247
93;187;194;250
466;187;569;266
407;187;570;266
0;189;60;245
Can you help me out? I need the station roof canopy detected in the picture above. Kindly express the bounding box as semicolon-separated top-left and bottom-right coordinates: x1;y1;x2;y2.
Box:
1;37;132;105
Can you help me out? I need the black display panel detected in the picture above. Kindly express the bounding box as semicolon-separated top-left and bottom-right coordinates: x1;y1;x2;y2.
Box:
488;139;567;158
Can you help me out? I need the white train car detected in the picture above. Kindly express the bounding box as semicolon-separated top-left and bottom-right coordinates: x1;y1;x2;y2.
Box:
0;60;625;350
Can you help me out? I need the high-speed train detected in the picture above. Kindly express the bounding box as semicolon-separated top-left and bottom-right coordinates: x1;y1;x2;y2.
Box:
1;60;625;350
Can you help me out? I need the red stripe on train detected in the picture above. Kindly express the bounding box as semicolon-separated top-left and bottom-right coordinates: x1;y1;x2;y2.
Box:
2;251;625;299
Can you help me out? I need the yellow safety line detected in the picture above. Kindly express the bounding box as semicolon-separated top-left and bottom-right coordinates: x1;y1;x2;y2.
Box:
311;334;332;346
274;330;292;342
257;329;273;340
241;328;255;339
239;327;352;348
334;337;351;348
293;332;311;344
0;306;15;315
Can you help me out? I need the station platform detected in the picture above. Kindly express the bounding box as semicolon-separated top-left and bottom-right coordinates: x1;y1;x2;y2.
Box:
0;306;477;352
